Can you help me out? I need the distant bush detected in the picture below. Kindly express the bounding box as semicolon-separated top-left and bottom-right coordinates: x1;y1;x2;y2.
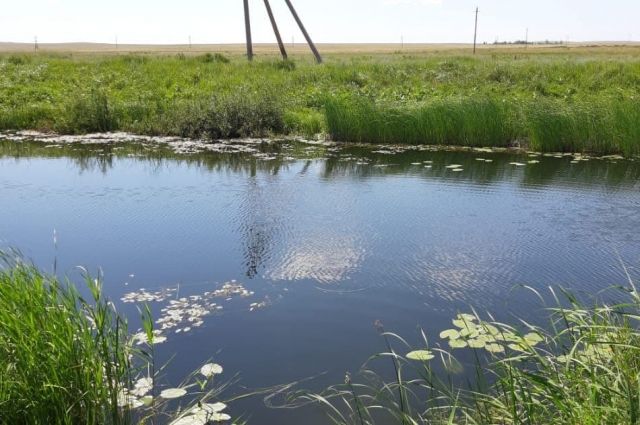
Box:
59;89;117;133
272;60;296;71
170;88;284;139
198;53;230;64
6;55;31;66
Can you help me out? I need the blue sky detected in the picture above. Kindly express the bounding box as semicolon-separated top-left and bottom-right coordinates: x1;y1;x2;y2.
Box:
1;0;638;44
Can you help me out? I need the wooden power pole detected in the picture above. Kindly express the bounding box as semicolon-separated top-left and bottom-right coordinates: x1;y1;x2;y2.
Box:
243;0;321;63
263;0;288;60
283;0;323;63
244;0;254;61
473;7;479;54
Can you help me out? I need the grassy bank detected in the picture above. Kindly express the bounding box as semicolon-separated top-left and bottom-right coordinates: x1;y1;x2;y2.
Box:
0;257;232;424
0;47;639;153
293;283;640;424
325;96;640;155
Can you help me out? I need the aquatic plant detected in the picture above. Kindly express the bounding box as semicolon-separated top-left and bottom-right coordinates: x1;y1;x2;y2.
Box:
292;282;640;424
0;255;234;424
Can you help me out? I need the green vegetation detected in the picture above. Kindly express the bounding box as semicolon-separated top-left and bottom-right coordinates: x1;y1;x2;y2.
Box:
0;256;232;424
0;48;639;154
0;258;131;424
293;283;640;424
326;97;640;155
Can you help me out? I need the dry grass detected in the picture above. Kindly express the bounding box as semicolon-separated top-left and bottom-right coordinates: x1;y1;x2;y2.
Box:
1;41;639;58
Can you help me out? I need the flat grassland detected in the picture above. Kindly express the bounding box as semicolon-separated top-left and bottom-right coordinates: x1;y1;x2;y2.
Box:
1;43;639;153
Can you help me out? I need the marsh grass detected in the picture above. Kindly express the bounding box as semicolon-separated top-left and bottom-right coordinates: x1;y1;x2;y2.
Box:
325;96;640;155
0;52;639;153
60;88;118;134
0;257;132;424
167;89;285;139
293;283;640;424
527;100;640;156
0;256;235;424
325;97;517;147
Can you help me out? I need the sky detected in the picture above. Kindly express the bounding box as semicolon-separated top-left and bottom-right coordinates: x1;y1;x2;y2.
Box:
1;0;638;45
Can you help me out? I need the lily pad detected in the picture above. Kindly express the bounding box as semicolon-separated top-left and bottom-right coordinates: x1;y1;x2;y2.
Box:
160;388;187;399
485;343;505;353
468;339;486;349
439;329;461;340
449;339;468;349
131;377;153;397
200;363;223;378
406;350;435;361
524;332;543;345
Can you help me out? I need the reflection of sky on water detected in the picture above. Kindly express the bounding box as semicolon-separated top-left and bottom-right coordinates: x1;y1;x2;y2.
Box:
266;231;366;283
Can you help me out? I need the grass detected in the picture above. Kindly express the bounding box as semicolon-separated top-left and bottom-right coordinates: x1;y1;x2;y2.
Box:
325;96;640;155
0;255;132;424
0;47;639;152
290;281;640;424
0;254;234;424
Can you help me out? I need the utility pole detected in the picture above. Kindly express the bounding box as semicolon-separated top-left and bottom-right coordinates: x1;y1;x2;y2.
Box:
263;0;288;60
283;0;322;63
525;28;528;48
34;36;39;52
473;7;479;54
243;0;253;61
115;35;118;50
189;35;192;49
401;34;404;50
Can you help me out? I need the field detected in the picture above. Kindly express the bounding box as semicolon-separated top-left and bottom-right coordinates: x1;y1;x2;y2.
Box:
1;43;639;154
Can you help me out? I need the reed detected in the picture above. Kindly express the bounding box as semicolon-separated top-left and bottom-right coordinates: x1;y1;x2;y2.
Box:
292;282;640;424
0;255;234;424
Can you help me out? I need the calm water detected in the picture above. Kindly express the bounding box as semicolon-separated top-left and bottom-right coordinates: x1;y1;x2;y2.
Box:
1;137;640;424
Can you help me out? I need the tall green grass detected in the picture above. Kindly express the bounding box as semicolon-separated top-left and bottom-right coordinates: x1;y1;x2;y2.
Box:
292;283;640;424
527;99;640;155
0;258;132;424
325;97;517;147
0;52;639;153
0;256;235;424
325;96;640;155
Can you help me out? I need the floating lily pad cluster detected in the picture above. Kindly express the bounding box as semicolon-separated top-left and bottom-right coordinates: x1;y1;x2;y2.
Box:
556;341;614;364
438;313;544;354
132;329;167;345
125;281;260;345
211;281;254;298
121;287;177;303
157;297;219;333
117;376;157;409
170;402;230;425
117;362;228;423
249;297;271;312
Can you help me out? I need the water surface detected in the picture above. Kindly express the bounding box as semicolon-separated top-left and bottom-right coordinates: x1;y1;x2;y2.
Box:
1;136;639;424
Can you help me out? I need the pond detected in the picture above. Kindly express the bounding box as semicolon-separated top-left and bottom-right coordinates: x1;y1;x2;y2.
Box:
1;133;640;424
